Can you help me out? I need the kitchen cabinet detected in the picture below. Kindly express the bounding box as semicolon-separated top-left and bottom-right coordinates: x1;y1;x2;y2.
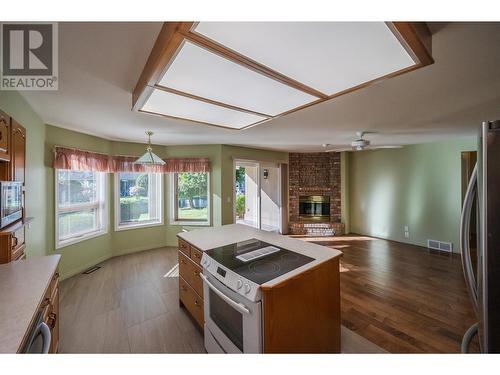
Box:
21;267;59;353
0;108;28;264
10;120;26;184
45;271;60;353
178;238;204;329
0;255;61;353
0;110;11;161
0;220;31;263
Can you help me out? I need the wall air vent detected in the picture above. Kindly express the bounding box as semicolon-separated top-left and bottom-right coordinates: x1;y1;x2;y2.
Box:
427;239;453;253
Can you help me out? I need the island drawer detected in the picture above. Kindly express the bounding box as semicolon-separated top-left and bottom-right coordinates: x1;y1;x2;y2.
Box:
179;251;203;297
190;246;203;266
179;276;204;328
178;239;190;257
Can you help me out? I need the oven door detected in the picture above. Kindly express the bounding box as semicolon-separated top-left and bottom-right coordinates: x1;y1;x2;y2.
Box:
201;271;262;353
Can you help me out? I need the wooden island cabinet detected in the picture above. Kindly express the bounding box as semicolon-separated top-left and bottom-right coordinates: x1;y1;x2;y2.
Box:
178;237;204;328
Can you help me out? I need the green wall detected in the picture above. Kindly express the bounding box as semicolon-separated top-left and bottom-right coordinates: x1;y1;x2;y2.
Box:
43;126;286;278
349;137;477;252
0;91;47;258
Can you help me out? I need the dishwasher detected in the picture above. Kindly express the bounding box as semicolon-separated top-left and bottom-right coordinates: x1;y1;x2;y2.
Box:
20;311;51;354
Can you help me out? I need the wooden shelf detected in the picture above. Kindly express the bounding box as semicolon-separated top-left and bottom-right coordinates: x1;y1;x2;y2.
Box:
0;217;34;236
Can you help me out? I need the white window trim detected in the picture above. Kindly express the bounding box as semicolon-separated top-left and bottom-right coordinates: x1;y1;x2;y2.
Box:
55;170;108;249
169;172;211;226
114;172;164;232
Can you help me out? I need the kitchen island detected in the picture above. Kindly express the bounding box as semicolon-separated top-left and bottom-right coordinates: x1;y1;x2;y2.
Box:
177;224;342;353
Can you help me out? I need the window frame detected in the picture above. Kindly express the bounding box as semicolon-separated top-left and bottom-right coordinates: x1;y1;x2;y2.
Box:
55;169;108;249
169;172;211;226
114;172;164;232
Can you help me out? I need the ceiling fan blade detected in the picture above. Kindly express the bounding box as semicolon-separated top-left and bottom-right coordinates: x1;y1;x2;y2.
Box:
325;148;353;152
370;145;404;149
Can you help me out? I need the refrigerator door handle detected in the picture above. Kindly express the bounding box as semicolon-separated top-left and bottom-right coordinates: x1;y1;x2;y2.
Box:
460;164;479;314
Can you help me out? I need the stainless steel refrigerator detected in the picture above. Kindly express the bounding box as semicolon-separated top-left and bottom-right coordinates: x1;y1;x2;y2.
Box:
461;120;500;353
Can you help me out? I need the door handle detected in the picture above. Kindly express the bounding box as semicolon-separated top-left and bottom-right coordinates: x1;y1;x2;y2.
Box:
199;273;250;315
460;164;479;313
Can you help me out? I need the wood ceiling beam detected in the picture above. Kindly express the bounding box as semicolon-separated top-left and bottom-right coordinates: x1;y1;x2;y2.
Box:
132;22;194;111
386;22;434;67
154;85;272;118
133;22;434;130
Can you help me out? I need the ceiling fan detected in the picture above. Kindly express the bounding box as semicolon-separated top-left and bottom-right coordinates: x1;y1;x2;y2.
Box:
323;131;403;152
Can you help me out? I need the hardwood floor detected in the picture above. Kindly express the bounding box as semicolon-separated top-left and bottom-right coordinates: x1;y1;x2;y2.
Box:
59;247;204;353
296;234;478;353
60;235;475;353
60;245;386;354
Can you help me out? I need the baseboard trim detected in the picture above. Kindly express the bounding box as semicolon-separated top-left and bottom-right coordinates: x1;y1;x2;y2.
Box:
112;243;169;257
59;254;113;281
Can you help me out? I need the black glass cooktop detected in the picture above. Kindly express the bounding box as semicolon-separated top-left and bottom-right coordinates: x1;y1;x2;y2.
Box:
205;238;314;284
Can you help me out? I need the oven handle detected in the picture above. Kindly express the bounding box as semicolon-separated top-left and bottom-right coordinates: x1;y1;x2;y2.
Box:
199;273;251;315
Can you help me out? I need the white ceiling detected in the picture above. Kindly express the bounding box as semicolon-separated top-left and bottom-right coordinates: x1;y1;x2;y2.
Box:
20;22;500;152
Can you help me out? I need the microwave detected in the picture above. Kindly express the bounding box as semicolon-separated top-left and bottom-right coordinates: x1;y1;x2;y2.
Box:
0;181;23;229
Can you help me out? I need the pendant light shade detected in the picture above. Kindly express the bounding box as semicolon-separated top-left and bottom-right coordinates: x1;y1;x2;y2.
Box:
134;131;166;165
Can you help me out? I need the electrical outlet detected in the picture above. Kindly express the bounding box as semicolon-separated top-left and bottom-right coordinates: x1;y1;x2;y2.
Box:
404;225;409;239
404;225;409;232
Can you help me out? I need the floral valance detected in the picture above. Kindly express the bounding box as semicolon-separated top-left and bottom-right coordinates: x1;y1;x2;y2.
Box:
53;146;211;173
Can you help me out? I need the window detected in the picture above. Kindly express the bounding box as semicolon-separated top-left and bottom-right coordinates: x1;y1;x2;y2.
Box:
171;172;210;225
56;170;107;248
115;172;163;230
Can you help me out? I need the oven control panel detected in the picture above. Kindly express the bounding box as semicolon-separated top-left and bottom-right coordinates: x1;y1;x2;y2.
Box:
201;253;261;302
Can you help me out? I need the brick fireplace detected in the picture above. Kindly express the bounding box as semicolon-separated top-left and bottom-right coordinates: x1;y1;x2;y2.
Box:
289;152;344;236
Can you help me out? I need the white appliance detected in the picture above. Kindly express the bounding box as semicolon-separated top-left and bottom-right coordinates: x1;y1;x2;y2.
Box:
200;238;313;353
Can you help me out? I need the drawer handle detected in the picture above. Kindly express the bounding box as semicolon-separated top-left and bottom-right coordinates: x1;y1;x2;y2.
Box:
41;297;50;308
12;236;18;248
195;300;201;307
181;285;188;291
48;313;57;329
194;252;201;259
194;270;200;276
180;259;187;264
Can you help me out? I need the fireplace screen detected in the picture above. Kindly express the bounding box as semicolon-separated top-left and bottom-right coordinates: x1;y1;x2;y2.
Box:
299;195;330;221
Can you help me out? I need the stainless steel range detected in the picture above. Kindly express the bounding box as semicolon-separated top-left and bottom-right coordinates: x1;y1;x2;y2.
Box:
200;238;314;353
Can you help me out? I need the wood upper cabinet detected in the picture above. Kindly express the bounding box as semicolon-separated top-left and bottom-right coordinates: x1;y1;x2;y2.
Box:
10;120;26;184
0;110;11;161
0;111;28;264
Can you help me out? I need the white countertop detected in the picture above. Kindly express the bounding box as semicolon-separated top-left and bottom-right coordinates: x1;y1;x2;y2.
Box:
178;224;342;287
0;255;60;353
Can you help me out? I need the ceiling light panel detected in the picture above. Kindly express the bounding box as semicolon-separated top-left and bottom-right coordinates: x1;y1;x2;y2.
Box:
158;41;318;116
194;22;416;96
141;89;267;129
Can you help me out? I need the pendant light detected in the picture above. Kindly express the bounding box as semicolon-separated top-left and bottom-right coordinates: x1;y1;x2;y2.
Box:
134;131;166;165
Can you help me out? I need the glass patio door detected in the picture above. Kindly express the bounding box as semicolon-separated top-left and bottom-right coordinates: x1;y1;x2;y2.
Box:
234;160;281;232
